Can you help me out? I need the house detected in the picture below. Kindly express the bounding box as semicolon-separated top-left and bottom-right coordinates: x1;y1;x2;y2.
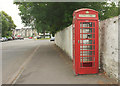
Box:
13;27;38;37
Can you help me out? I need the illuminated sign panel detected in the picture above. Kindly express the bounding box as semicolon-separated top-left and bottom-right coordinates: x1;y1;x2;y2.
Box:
79;14;96;17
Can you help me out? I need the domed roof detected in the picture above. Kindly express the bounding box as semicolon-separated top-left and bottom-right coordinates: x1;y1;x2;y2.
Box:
74;8;98;13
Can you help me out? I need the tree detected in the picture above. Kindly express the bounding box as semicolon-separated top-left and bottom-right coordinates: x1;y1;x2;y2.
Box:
14;2;119;35
118;1;120;15
0;11;16;37
100;2;119;20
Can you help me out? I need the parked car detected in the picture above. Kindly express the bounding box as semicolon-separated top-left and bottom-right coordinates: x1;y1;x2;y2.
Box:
12;36;15;40
19;37;24;40
0;37;4;42
2;37;6;41
17;35;21;39
37;36;41;39
3;37;8;41
29;37;32;39
14;36;18;40
50;37;55;41
34;36;37;39
8;37;13;40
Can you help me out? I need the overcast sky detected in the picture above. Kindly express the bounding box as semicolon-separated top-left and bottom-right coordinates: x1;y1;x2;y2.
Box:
0;0;24;29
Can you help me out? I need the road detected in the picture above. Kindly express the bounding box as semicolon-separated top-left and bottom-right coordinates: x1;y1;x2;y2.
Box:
1;39;117;84
2;39;40;84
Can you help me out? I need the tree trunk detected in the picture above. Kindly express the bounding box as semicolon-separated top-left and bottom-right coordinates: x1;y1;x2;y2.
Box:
43;30;45;38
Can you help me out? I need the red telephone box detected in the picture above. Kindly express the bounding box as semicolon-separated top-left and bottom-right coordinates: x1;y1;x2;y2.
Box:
72;8;99;75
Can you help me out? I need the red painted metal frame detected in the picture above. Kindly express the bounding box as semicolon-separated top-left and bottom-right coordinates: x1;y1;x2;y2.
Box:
72;9;99;75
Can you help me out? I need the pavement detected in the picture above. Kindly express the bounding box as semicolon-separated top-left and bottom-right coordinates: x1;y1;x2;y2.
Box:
2;39;41;84
11;40;117;84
